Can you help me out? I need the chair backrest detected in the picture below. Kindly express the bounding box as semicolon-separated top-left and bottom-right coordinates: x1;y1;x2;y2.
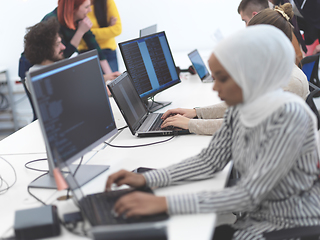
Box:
18;53;37;121
20;77;37;122
301;53;320;96
306;83;320;130
18;53;33;79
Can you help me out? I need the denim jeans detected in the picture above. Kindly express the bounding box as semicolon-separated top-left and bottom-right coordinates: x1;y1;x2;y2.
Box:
101;49;118;72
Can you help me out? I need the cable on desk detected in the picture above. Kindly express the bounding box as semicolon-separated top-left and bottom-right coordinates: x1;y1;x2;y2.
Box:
27;172;48;206
0;156;17;195
24;158;48;172
104;135;175;148
24;158;69;174
66;156;84;199
117;125;128;131
59;214;88;238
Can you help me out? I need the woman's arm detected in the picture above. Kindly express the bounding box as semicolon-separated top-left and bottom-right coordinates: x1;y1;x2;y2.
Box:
195;102;228;119
188;118;224;135
70;17;93;48
90;0;122;41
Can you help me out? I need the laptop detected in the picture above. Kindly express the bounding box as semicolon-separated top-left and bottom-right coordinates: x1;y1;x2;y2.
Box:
57;159;168;239
108;71;190;137
188;49;213;83
139;24;157;37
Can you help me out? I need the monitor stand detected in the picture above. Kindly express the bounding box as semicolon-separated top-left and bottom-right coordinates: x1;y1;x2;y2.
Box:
28;154;109;189
144;99;171;112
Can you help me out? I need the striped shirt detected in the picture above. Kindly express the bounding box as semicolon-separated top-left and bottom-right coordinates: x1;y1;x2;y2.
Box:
143;102;320;239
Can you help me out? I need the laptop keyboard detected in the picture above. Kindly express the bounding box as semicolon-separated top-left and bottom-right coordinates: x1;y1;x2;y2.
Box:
149;114;164;131
81;187;168;226
149;114;174;131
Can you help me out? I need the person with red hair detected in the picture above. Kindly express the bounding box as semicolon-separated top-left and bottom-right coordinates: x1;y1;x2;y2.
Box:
42;0;115;75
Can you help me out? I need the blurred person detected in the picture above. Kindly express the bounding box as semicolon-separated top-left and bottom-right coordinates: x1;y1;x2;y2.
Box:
24;18;117;95
78;0;122;72
42;0;113;75
238;0;303;64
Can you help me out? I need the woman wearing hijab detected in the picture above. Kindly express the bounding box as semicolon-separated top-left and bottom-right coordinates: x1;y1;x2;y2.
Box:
105;25;320;239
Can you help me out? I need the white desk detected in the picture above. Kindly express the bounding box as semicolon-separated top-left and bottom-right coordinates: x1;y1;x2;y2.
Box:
0;74;231;240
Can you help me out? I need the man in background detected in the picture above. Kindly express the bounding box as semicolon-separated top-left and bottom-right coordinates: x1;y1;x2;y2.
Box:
238;0;303;65
23;18;117;94
237;0;269;25
24;18;65;75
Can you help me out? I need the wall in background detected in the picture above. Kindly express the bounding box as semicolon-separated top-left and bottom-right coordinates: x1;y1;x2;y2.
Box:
0;0;244;129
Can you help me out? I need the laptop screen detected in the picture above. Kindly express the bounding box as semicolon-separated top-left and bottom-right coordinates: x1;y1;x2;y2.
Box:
188;49;210;79
108;72;147;133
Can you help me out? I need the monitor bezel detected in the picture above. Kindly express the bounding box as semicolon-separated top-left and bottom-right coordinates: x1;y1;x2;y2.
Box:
27;50;118;169
118;31;181;101
139;24;157;37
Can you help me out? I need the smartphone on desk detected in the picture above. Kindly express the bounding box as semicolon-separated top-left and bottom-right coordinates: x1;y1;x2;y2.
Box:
132;167;155;173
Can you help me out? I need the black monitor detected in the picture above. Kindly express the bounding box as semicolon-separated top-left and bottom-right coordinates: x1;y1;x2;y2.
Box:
27;50;118;189
119;31;180;112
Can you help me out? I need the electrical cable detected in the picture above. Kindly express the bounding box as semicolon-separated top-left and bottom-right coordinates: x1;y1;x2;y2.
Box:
24;158;68;174
27;172;48;206
66;156;84;199
105;135;175;148
24;158;48;172
117;125;128;131
0;156;17;195
13;95;27;105
0;92;9;111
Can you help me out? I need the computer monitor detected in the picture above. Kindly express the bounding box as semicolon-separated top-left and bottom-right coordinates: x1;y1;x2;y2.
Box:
119;31;180;112
27;50;118;189
139;24;157;37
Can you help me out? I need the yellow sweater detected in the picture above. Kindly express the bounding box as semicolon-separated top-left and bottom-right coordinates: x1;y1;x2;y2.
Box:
78;0;122;51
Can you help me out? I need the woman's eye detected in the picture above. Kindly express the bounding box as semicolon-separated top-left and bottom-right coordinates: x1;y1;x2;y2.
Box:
218;77;228;83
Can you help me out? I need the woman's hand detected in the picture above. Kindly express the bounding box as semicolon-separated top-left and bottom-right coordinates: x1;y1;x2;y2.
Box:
161;108;197;120
103;71;121;81
113;192;167;218
109;16;117;26
105;169;146;191
161;114;190;129
77;17;93;34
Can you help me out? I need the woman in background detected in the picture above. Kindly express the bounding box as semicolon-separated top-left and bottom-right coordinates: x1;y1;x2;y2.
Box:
42;0;113;75
78;0;122;72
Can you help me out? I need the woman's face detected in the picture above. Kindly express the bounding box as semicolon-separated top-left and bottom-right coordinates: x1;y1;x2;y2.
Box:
209;54;243;106
74;0;91;21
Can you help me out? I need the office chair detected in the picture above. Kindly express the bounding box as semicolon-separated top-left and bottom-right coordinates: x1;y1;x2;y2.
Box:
18;54;37;121
20;78;37;122
306;82;320;130
300;53;320;97
263;225;320;240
